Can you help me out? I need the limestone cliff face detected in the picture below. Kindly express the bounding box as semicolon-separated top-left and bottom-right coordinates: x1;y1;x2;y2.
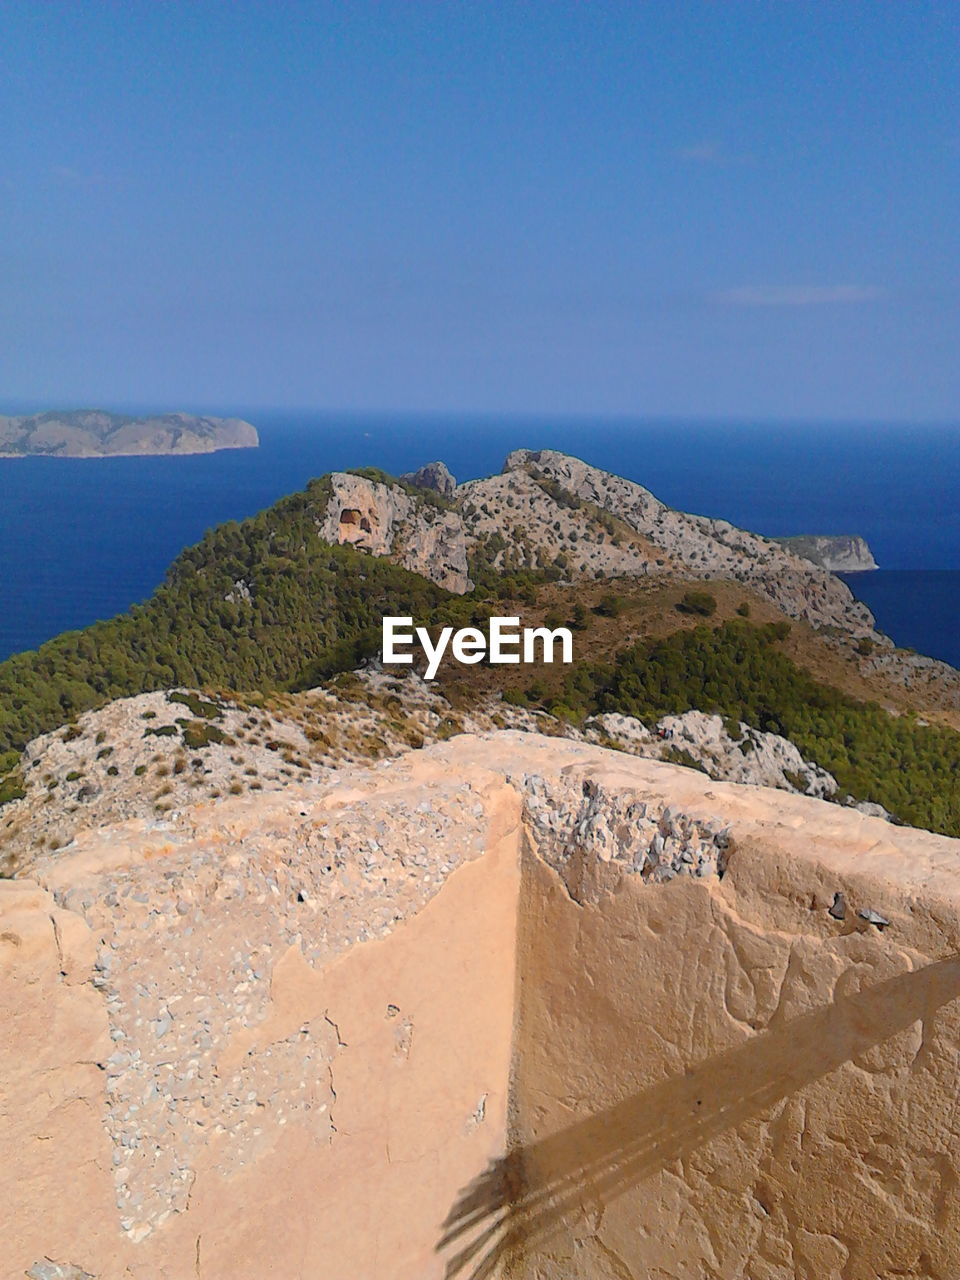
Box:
306;449;960;710
774;534;879;571
317;472;473;592
5;733;960;1278
588;708;839;799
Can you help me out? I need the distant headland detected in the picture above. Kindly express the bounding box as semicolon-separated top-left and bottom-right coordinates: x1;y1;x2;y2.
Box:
772;534;878;572
0;409;259;458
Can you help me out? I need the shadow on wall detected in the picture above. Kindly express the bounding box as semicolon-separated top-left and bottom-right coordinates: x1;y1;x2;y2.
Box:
438;956;960;1280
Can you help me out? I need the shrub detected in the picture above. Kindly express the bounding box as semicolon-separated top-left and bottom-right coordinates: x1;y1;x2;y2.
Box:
180;721;230;750
595;594;624;617
502;688;528;707
570;603;590;631
0;773;25;807
167;691;223;720
676;590;717;617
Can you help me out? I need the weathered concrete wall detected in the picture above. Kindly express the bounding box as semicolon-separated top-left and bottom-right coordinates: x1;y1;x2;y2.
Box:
500;856;960;1279
7;732;960;1279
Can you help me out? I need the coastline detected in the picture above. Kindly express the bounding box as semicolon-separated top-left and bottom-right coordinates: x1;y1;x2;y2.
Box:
0;442;259;460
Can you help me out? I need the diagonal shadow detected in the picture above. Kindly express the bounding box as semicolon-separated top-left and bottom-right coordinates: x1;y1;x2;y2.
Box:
438;956;960;1279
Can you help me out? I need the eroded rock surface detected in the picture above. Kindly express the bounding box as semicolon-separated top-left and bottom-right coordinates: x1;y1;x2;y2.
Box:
0;676;855;877
303;449;960;706
318;471;472;591
774;533;879;572
500;448;877;636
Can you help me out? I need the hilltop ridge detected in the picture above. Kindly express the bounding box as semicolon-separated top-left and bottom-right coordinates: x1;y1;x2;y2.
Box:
321;449;879;636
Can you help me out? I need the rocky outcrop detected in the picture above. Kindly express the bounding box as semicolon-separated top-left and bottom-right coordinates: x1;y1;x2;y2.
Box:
0;674;871;877
317;472;472;592
774;534;879;571
305;448;960;700
499;448;878;637
5;733;960;1277
307;451;879;643
587;708;839;798
0;410;258;457
457;466;667;579
400;460;457;495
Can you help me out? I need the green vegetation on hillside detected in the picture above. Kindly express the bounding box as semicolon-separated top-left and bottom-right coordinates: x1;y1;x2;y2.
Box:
547;619;960;835
0;476;482;771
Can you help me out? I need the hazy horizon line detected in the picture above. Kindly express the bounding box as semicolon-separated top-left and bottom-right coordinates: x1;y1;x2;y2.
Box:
2;401;959;431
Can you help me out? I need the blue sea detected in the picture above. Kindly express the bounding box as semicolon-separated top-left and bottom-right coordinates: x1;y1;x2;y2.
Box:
2;415;958;667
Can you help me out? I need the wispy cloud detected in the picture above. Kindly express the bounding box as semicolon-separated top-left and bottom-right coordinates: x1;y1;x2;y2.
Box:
678;141;754;167
712;284;884;308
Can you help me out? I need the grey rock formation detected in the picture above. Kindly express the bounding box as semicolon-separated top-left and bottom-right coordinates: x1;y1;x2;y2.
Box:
496;449;878;637
26;1264;95;1280
316;472;472;593
400;460;457;496
587;709;838;799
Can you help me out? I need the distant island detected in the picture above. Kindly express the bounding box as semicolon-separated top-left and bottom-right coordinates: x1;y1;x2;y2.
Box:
772;534;878;572
0;409;259;458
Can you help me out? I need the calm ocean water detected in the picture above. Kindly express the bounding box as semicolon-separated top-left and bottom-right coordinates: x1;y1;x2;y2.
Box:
2;415;958;667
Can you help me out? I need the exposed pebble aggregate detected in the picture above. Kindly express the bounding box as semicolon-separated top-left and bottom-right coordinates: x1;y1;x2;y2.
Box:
39;779;488;1241
515;771;733;902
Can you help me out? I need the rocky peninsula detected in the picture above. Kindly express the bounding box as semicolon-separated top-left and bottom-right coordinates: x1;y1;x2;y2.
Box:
0;409;259;458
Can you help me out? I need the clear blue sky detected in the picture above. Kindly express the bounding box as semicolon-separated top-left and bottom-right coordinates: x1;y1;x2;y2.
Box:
1;1;956;421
